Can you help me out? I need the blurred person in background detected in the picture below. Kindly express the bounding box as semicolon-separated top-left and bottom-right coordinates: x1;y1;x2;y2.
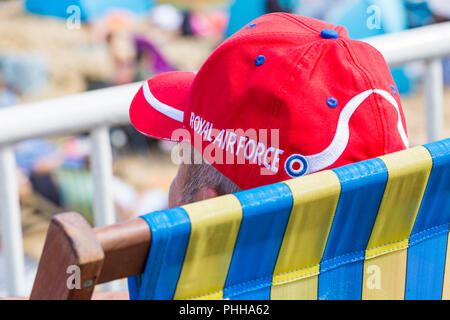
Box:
94;11;177;151
106;29;138;85
426;0;450;84
100;11;175;86
134;35;175;81
181;10;195;36
427;0;450;22
0;51;48;97
0;52;62;207
14;140;63;207
405;0;450;27
0;77;23;207
226;0;298;37
0;73;18;108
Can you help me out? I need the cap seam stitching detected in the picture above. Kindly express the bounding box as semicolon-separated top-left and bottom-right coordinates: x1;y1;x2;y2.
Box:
337;39;386;156
270;43;319;115
229;31;323;45
270;41;321;146
347;43;389;154
272;12;321;34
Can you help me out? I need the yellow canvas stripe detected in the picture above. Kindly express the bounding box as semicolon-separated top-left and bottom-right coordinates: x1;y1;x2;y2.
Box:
191;291;223;300
174;195;242;300
273;265;319;285
271;275;318;300
271;171;341;299
366;146;432;256
443;232;450;300
366;239;409;260
362;249;408;300
362;146;432;300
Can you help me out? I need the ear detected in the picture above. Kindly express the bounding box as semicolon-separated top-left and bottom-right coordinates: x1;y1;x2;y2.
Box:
194;186;219;202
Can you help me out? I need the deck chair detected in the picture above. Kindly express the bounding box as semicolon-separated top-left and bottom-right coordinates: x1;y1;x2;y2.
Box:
30;138;450;300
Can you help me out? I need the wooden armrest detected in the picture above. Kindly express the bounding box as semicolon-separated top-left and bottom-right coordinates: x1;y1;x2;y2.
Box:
95;217;151;284
30;212;151;300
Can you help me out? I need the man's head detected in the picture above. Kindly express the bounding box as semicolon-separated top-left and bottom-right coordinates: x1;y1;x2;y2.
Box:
168;143;242;208
130;13;408;207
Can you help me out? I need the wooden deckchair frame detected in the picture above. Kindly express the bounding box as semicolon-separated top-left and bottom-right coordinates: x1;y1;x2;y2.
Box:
30;212;150;300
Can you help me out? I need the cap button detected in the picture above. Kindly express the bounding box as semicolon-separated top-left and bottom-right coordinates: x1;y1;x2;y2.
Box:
320;29;339;39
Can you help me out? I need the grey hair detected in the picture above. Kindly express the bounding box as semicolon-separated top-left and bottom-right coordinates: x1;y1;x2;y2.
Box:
179;145;242;204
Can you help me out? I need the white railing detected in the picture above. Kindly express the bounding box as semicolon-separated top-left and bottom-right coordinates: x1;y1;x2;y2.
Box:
0;83;141;297
364;21;450;141
1;22;450;297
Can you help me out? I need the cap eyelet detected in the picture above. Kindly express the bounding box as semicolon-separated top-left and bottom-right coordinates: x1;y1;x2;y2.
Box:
321;29;339;39
255;55;266;66
327;97;338;108
246;23;257;29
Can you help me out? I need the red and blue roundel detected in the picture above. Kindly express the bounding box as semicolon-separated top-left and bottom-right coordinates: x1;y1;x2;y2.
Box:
284;154;308;178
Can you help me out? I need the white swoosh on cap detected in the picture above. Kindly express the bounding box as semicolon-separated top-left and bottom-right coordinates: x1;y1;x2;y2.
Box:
304;89;409;175
142;81;184;122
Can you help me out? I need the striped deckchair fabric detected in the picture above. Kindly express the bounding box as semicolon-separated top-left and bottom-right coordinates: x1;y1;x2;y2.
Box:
128;138;450;300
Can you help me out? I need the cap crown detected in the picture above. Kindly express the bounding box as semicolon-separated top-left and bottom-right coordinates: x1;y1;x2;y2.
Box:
183;13;408;189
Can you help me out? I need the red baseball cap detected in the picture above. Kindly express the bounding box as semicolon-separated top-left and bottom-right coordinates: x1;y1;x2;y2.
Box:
130;13;408;190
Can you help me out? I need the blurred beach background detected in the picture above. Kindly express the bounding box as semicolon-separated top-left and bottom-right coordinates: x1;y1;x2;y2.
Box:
0;0;449;297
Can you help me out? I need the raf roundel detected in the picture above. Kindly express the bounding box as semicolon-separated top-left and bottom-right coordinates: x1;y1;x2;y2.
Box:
284;154;308;178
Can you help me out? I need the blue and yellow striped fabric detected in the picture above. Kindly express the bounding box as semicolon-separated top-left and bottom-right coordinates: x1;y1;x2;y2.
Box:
128;138;450;300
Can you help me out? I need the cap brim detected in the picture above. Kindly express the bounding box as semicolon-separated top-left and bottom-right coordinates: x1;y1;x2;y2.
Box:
129;71;195;141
